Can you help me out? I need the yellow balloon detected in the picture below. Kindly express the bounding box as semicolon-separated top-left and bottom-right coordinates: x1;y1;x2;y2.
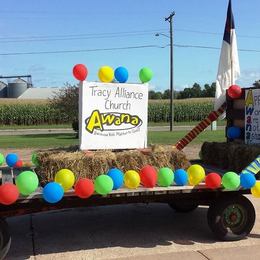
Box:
251;181;260;198
187;164;205;185
55;169;75;191
98;66;114;82
124;170;140;189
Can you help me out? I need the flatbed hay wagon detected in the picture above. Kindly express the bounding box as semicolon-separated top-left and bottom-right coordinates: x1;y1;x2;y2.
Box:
0;163;257;259
1;79;259;259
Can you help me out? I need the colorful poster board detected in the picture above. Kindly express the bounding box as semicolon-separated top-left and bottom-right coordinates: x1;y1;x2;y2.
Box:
245;88;260;144
79;81;148;150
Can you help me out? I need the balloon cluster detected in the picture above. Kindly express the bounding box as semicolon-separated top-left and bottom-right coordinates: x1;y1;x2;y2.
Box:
0;152;24;168
188;164;260;198
0;170;39;205
72;64;153;83
226;85;243;139
1;150;260;205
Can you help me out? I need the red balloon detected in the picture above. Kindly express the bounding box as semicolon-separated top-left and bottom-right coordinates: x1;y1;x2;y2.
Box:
73;64;88;81
74;178;94;198
0;183;19;205
205;172;222;189
140;165;157;188
227;85;242;99
14;160;23;168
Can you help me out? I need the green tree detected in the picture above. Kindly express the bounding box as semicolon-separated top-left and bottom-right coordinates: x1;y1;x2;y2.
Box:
179;87;192;99
149;90;156;99
253;80;260;88
154;91;162;99
191;83;202;97
162;89;170;99
149;90;163;99
202;82;216;97
51;83;79;133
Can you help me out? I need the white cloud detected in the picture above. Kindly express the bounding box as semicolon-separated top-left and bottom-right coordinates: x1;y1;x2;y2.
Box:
237;69;260;87
148;84;156;91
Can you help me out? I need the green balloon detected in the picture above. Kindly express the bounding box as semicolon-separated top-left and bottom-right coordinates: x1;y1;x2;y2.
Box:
15;171;39;196
0;153;5;166
158;167;174;187
31;153;40;167
139;67;153;83
94;175;113;195
222;171;240;190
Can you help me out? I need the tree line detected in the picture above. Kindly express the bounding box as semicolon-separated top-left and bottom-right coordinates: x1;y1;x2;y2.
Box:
149;82;216;99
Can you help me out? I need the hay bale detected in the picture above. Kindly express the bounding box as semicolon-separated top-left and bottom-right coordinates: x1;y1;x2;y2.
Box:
201;142;260;172
36;145;190;185
201;142;229;169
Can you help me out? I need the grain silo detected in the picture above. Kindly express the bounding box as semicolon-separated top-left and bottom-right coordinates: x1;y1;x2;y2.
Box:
7;78;28;98
0;81;7;98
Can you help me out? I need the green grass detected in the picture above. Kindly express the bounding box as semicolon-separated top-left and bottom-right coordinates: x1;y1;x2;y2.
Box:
0;124;71;130
148;130;225;145
0;130;225;149
0;120;226;129
148;120;226;127
0;134;78;148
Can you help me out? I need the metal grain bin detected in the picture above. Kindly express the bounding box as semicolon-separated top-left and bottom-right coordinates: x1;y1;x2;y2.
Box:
7;78;28;98
0;81;7;98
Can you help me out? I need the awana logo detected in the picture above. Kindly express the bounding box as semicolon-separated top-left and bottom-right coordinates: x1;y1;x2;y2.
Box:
85;110;143;133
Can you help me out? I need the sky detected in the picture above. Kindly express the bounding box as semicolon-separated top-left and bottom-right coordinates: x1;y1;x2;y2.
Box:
0;0;260;91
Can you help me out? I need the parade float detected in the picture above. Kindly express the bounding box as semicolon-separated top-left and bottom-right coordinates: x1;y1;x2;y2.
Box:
1;63;260;260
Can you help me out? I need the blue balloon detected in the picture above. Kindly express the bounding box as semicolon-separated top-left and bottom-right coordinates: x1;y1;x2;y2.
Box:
107;168;124;190
114;67;129;83
6;153;18;167
174;169;188;186
240;173;256;189
227;126;241;139
43;182;64;203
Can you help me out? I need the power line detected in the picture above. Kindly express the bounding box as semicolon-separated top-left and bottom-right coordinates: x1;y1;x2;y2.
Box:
1;28;260;44
174;44;260;53
0;43;260;56
0;29;168;41
0;31;167;43
0;28;260;43
0;44;169;56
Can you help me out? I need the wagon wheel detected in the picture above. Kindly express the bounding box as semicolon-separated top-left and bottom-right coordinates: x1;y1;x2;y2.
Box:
168;201;198;213
0;218;11;259
207;195;255;241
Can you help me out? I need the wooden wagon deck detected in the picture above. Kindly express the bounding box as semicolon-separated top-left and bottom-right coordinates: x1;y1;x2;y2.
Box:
0;164;250;218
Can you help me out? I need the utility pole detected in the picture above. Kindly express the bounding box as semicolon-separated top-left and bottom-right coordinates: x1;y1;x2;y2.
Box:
165;11;175;131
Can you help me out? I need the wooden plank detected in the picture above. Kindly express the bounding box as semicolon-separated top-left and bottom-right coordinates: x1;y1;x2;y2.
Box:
16;184;248;203
16;183;215;202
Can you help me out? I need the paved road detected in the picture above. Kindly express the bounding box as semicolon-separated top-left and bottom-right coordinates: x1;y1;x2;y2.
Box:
5;195;260;260
0;126;225;136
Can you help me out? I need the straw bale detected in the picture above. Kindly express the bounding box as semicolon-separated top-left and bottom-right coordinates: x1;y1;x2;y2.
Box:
36;145;190;184
201;142;260;173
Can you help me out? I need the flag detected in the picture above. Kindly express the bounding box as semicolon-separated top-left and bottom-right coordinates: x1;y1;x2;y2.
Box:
214;0;240;111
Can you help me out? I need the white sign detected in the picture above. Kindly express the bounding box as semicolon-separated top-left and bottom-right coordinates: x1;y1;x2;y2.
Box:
79;81;148;150
245;88;260;144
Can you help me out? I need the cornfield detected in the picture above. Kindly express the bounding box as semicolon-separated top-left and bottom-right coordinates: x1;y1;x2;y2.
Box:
0;104;69;125
0;99;213;125
148;100;213;122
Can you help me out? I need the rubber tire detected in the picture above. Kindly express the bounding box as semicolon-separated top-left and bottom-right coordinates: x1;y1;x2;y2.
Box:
0;218;11;260
168;201;198;213
207;195;255;241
